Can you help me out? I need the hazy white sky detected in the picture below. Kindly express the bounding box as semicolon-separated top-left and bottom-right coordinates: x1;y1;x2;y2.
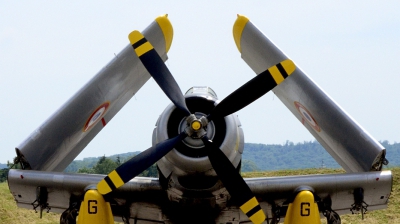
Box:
1;2;400;164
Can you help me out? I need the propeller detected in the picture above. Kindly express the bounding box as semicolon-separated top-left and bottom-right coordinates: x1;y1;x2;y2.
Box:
97;29;193;195
97;132;187;195
128;30;190;116
97;27;296;224
198;60;295;224
206;59;295;122
201;135;265;223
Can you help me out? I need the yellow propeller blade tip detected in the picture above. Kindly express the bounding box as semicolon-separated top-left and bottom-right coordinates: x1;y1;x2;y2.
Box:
281;59;296;75
240;197;266;224
128;30;144;45
129;30;154;57
97;179;112;195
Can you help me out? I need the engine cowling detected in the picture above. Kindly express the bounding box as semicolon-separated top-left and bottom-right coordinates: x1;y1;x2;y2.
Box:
153;86;244;193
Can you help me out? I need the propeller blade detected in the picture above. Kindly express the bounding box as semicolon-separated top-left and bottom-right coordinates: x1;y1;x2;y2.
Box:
129;30;190;116
207;59;295;121
201;136;266;224
97;132;187;195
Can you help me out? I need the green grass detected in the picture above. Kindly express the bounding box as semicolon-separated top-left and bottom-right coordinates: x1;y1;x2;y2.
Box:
0;182;59;223
1;168;398;223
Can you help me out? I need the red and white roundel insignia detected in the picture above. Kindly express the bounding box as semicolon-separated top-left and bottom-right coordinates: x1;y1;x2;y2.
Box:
294;101;321;132
83;102;110;132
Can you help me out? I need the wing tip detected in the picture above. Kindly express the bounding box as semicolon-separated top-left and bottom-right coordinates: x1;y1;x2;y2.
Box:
155;14;173;53
233;14;250;53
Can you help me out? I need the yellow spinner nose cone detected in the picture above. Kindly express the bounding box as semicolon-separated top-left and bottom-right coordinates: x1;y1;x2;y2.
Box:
191;120;202;131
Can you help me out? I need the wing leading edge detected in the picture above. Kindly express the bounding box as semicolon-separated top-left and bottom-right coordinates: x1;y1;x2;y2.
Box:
246;170;392;222
15;15;173;172
233;15;386;172
8;169;392;223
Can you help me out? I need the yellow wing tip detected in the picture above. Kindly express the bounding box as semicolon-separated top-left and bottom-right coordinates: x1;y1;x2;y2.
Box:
233;14;250;53
128;30;143;45
155;14;173;53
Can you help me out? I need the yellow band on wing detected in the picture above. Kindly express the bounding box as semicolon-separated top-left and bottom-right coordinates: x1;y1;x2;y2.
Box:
155;14;173;53
233;14;249;53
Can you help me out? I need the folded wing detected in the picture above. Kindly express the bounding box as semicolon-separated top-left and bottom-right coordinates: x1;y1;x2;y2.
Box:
16;15;173;172
233;15;386;172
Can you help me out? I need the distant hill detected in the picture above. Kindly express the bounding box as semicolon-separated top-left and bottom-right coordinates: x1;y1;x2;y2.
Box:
0;164;7;169
242;141;341;171
64;151;140;173
380;140;400;166
64;141;400;173
243;140;400;171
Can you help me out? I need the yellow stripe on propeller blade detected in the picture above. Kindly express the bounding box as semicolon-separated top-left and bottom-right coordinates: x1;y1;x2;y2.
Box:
97;170;124;195
265;59;296;85
240;196;266;224
128;30;154;57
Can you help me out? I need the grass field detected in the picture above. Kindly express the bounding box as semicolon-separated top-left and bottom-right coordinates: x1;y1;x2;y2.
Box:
1;167;398;223
0;182;59;223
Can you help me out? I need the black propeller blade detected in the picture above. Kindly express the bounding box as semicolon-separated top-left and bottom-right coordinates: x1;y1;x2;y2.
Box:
207;59;295;121
97;131;187;195
97;30;192;195
129;30;190;116
195;61;295;223
201;135;266;223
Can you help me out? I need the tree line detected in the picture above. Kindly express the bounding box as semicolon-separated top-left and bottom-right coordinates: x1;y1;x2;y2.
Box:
74;155;158;177
1;140;399;182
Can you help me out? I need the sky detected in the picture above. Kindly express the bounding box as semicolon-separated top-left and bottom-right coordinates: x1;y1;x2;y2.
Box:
1;2;400;164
